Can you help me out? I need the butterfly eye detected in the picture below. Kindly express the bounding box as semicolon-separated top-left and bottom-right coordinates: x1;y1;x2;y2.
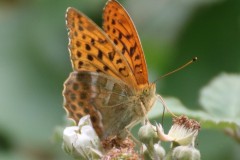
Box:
143;89;149;95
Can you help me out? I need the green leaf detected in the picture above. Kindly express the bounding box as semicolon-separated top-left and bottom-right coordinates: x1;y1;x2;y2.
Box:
199;73;240;125
148;73;240;129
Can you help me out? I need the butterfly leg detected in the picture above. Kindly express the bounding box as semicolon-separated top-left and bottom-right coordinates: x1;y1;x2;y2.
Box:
139;101;150;125
120;120;142;148
119;118;139;138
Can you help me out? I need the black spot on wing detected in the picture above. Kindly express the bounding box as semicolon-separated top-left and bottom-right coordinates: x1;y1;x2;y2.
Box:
97;50;103;60
78;25;83;31
108;52;115;61
129;43;137;57
77;51;82;57
76;41;81;47
103;65;109;71
70;104;77;111
86;44;91;50
134;54;140;60
116;59;122;64
87;55;93;61
80;92;87;99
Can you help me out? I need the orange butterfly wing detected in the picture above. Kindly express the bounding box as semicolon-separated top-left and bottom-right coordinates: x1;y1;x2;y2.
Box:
66;7;138;88
103;0;149;86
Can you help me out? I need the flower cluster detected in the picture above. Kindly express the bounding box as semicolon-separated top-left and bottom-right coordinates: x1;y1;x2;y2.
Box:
62;115;200;160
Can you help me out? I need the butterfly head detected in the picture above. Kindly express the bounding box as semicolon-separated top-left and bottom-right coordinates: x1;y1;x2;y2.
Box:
140;83;156;112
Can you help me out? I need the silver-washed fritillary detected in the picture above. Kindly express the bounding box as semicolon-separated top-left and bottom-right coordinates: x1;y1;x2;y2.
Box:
63;0;157;140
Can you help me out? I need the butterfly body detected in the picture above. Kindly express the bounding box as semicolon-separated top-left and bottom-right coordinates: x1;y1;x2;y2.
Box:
63;0;157;139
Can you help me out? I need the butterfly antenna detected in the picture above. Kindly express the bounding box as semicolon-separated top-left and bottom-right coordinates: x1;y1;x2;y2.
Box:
154;57;197;83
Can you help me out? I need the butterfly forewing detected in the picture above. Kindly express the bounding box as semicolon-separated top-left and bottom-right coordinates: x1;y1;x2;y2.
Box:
66;7;138;88
103;0;148;86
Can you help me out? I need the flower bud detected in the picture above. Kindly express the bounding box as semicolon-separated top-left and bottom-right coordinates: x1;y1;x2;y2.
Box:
172;145;201;160
138;122;158;145
142;143;165;160
154;143;166;159
138;122;160;159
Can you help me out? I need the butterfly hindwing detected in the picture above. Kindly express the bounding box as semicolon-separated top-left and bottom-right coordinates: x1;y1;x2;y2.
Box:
63;71;142;138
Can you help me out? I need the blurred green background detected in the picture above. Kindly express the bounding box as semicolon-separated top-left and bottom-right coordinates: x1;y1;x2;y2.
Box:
0;0;240;159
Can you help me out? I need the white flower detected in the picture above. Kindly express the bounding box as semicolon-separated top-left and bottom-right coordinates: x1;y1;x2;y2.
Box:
63;115;102;159
156;115;200;146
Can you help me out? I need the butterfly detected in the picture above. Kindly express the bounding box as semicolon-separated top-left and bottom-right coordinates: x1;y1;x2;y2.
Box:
63;0;157;140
